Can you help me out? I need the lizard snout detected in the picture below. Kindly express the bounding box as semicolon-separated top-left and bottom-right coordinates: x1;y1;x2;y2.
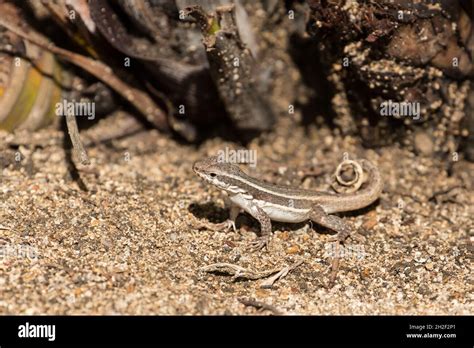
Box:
192;161;204;174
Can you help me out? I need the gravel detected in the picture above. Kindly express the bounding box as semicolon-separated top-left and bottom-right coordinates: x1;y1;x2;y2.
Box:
0;119;472;315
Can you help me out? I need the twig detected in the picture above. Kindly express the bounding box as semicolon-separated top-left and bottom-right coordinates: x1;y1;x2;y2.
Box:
328;242;341;288
201;263;279;281
0;17;169;131
428;185;465;204
201;259;304;288
438;212;456;225
300;168;326;181
260;259;304;288
65;112;90;165
81;111;145;147
238;298;283;315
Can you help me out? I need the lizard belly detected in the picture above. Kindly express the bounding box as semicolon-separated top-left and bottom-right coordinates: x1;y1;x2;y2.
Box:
258;201;310;222
229;194;310;223
229;193;255;215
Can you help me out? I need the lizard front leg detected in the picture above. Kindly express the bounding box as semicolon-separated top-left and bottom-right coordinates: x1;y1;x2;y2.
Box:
226;204;241;232
249;205;272;250
197;198;241;233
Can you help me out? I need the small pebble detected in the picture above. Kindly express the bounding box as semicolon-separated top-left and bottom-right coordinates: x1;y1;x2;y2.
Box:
413;132;434;156
286;245;300;254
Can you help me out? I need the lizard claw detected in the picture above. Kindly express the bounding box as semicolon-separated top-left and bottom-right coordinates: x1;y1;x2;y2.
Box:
229;220;238;233
249;236;270;251
328;236;343;244
197;219;236;233
329;230;350;244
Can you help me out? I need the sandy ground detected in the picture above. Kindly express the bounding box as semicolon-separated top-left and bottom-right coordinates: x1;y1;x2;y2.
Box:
0;118;472;315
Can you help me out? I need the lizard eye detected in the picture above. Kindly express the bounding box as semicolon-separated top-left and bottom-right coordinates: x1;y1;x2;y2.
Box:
210;173;217;177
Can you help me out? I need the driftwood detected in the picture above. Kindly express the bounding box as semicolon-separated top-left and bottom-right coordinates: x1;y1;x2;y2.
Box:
307;0;473;157
187;4;275;131
0;0;472;159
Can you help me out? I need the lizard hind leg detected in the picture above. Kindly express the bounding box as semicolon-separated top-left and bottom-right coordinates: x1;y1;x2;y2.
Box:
309;205;352;243
309;205;353;286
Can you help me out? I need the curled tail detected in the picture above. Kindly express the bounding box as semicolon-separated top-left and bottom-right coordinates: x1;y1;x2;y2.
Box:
324;159;383;214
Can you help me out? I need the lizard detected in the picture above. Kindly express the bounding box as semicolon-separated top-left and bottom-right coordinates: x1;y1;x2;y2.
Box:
193;156;383;280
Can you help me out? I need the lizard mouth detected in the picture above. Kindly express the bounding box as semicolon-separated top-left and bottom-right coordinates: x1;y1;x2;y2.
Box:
195;170;211;182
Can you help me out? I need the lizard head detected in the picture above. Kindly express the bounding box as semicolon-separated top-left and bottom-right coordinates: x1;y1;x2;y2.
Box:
193;156;244;191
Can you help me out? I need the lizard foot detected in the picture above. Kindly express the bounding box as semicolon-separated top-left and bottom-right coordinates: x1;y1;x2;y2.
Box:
249;236;270;251
197;219;236;233
328;229;351;244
